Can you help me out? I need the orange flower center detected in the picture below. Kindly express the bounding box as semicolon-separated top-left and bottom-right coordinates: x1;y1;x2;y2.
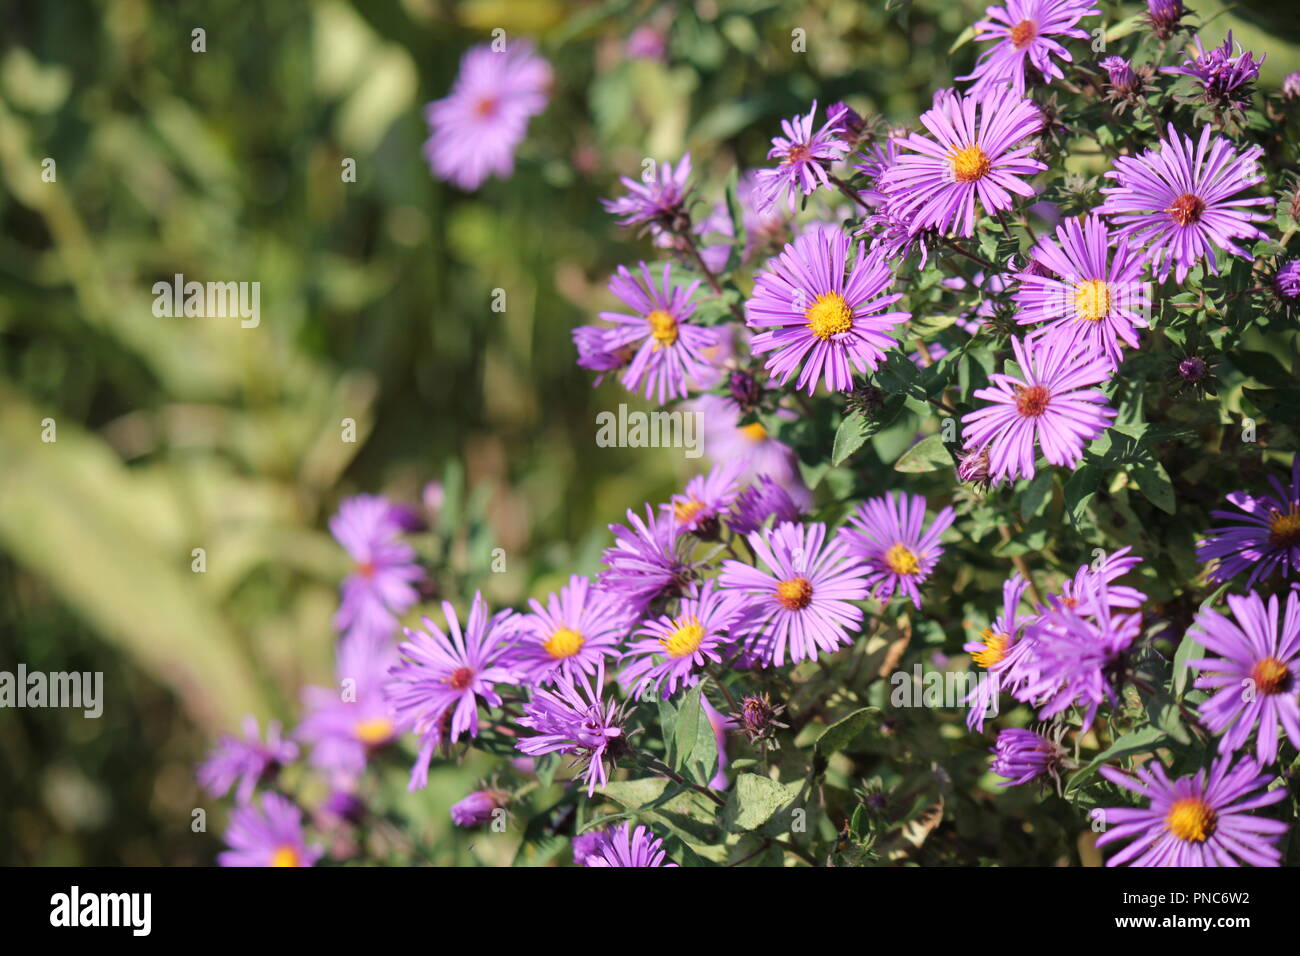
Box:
1251;656;1290;695
1010;19;1038;49
1167;193;1206;227
1014;384;1051;417
1268;506;1300;548
444;666;475;690
775;576;813;610
740;422;768;441
784;144;812;166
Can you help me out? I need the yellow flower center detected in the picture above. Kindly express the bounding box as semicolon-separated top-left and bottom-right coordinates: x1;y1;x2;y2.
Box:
673;498;707;524
647;309;678;349
354;716;394;745
270;845;302;867
543;626;585;660
972;628;1009;668
775;576;813;610
949;145;991;183
1166;797;1216;843
805;291;854;340
740;422;768;441
1074;279;1112;323
884;543;920;576
1268;506;1300;549
1251;656;1290;695
660;616;705;658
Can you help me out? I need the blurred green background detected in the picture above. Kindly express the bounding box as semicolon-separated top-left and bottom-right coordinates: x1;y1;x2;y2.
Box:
1;0;1295;865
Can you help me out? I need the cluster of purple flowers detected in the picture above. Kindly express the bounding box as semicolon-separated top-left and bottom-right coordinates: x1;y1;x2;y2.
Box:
198;3;1297;869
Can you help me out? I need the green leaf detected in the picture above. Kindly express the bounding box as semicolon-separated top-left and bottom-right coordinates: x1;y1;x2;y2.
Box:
831;414;868;466
1104;13;1146;41
1129;458;1176;514
1064;462;1101;526
894;433;953;473
1066;727;1169;794
947;23;977;53
673;683;719;786
721;774;803;833
1020;470;1053;522
910;314;960;339
814;707;881;758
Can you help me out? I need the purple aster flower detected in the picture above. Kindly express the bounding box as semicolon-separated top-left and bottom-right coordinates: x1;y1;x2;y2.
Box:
423;41;551;191
297;632;403;779
599;262;720;405
510;574;629;685
838;492;955;609
961;336;1116;484
958;0;1100;98
963;573;1037;730
991;726;1068;786
728;475;803;537
1096;754;1287;866
385;593;520;790
572;829;607;865
1145;0;1186;40
583;822;678;867
746;225;910;395
598;504;697;614
1099;55;1139;95
1099;124;1271;283
719;521;870;667
619;581;746;700
625;25;666;61
601;154;693;241
956;447;993;489
1187;591;1300;765
688;395;813;508
880;86;1046;238
1018;584;1143;729
668;461;745;537
752;101;849;214
450;788;511;827
1197;459;1300;587
1013;213;1150;368
517;660;630;796
1284;72;1300;102
217;792;322;868
1056;546;1148;611
1162;32;1264;115
330;494;424;643
198;715;298;804
1273;259;1300;302
573;324;633;386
